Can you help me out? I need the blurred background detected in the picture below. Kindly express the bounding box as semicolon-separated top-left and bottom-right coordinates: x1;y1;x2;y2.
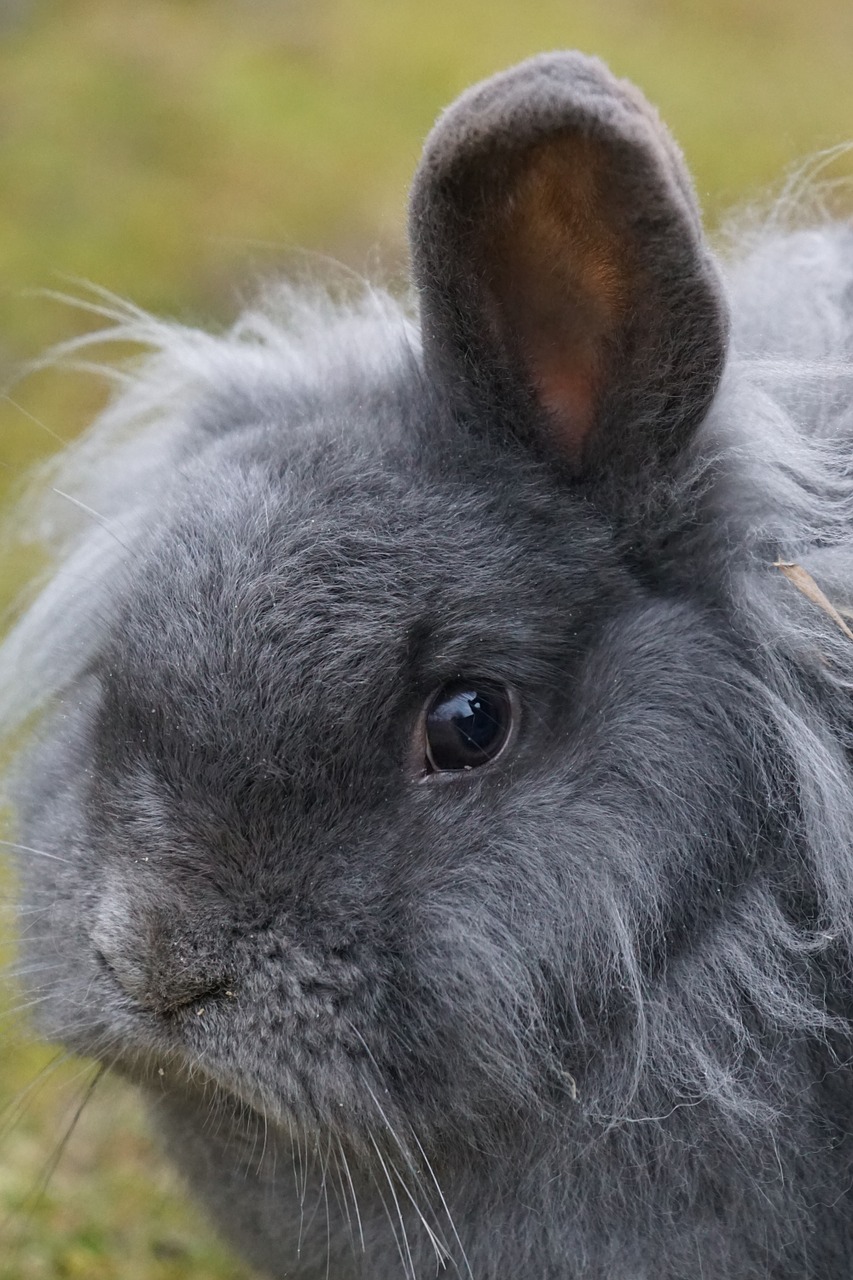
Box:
0;0;851;1275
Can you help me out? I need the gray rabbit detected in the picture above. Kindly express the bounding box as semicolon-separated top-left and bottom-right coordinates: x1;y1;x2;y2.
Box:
4;50;853;1279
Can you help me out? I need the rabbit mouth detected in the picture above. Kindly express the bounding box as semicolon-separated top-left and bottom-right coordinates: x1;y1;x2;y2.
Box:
86;943;398;1138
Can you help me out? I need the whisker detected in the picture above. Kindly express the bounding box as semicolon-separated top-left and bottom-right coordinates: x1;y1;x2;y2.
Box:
0;1049;70;1143
322;1135;332;1280
1;1060;106;1248
329;1134;356;1251
346;1020;460;1270
289;1118;301;1216
51;487;135;555
32;1062;106;1196
0;992;56;1020
4;963;67;989
295;1120;309;1258
302;1130;335;1243
358;1075;428;1199
411;1130;474;1280
256;1102;270;1179
336;1134;366;1254
369;1132;416;1280
0;838;70;864
1;393;69;447
1;903;58;918
370;1158;413;1280
384;1150;451;1269
361;1078;454;1271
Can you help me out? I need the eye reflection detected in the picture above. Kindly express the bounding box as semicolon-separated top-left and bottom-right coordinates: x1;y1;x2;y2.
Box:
424;682;513;773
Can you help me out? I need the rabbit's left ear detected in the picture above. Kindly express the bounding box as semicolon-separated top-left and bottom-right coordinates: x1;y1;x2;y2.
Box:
409;53;728;475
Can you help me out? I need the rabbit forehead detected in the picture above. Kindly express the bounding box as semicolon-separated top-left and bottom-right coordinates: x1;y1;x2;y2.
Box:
105;434;617;710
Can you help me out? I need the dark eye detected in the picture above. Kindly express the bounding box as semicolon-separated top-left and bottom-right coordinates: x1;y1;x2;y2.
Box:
423;682;514;775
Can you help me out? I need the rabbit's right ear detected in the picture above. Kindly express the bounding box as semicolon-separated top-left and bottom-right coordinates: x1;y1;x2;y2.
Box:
409;53;729;477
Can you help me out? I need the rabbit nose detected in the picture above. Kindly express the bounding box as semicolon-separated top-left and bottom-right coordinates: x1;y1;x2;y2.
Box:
92;885;231;1014
95;936;229;1013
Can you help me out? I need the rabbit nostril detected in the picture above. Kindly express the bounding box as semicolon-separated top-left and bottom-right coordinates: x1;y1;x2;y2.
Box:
95;944;230;1013
145;977;231;1016
146;946;234;1013
91;888;232;1014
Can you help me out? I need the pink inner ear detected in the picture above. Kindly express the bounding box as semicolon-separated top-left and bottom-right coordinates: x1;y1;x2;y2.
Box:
482;137;636;464
530;356;598;453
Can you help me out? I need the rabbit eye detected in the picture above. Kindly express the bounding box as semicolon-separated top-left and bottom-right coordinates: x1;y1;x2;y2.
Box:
423;682;514;775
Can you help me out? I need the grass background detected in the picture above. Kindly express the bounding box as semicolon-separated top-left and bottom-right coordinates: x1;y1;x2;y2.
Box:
0;0;851;1275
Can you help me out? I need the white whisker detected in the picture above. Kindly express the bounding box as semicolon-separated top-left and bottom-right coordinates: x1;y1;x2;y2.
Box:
370;1132;416;1280
1;394;68;446
336;1134;365;1254
0;838;70;864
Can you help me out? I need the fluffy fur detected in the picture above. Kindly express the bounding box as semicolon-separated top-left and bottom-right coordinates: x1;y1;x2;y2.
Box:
3;52;853;1279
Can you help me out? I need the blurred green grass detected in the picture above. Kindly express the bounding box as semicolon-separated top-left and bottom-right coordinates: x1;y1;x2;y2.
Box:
1;0;852;1275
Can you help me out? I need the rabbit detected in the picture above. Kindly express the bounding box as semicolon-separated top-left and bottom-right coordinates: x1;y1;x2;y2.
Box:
3;47;853;1280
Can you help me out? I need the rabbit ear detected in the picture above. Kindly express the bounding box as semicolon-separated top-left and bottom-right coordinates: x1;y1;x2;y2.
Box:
409;52;729;475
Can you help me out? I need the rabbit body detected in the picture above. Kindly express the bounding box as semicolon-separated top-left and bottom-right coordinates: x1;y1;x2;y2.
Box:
6;52;853;1279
